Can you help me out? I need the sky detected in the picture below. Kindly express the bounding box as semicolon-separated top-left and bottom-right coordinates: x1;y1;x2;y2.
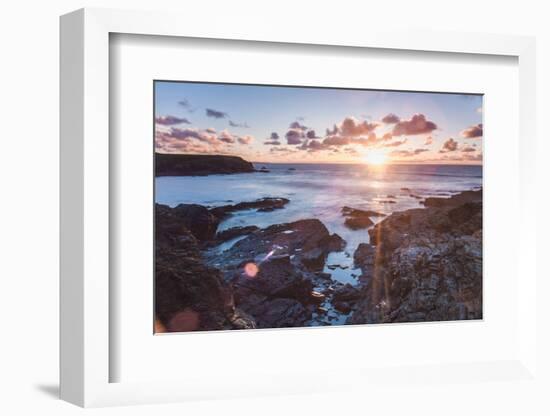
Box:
154;81;483;165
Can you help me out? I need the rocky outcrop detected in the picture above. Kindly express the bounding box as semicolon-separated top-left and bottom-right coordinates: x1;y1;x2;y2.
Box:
342;207;387;218
156;203;220;241
210;197;290;220
156;200;347;330
349;189;482;324
231;256;313;328
207;219;345;328
155;153;255;176
155;204;255;332
215;225;260;243
215;219;345;273
341;206;386;230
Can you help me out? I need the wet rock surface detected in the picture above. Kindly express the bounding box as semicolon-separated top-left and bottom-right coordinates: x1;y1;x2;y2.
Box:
157;203;220;242
215;225;260;243
341;206;386;230
155;204;255;332
210;197;290;220
212;219;345;273
349;189;482;324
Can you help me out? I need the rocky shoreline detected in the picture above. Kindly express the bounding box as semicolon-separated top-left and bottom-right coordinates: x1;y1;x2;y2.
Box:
155;188;482;332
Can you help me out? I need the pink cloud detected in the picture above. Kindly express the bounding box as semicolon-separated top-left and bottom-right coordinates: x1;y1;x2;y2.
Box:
392;114;437;136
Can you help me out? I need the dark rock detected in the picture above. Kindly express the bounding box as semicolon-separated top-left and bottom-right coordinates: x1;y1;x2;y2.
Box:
205;219;345;327
156;153;255;176
350;189;483;325
210;197;290;219
232;256;313;305
244;298;310;328
422;189;482;208
156;203;220;242
215;225;259;243
353;243;377;273
341;206;386;217
332;284;361;302
155;204;255;331
344;216;374;230
341;206;386;230
334;301;352;314
217;219;345;272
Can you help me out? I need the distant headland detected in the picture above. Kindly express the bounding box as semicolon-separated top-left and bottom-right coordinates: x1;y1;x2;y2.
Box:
155;153;256;176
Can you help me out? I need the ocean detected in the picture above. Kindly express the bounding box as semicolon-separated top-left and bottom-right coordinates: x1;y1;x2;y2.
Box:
156;162;481;282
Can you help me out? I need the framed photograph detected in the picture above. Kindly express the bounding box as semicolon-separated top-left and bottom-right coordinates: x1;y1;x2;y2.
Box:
153;80;484;333
60;8;539;408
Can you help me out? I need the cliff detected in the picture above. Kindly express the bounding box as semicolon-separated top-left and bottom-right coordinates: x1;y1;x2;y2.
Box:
155;153;255;176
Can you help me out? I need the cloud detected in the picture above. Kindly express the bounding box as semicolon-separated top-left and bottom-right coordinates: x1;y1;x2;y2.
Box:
323;135;351;146
289;121;308;131
392;114;437;136
286;128;305;145
155;127;225;154
238;135;254;145
155;126;255;154
168;127;220;146
218;129;236;144
383;139;407;147
339;117;378;137
299;139;327;152
206;108;228;119
476;106;482;114
461;145;476;153
326;124;339;136
382;113;400;124
461;123;483;138
306;130;317;139
270;146;298;155
178;99;197;113
389;148;429;158
229;120;250;128
321;131;385;149
344;147;358;155
424;136;433;145
440;152;482;162
440;138;458;152
264;132;281;145
155;115;191;126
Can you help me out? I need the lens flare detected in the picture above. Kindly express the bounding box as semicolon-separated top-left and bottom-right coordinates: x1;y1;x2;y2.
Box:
244;262;259;278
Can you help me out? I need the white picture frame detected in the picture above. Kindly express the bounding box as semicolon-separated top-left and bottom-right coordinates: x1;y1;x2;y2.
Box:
60;7;538;408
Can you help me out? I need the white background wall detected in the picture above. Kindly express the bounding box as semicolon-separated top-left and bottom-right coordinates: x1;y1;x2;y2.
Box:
0;1;548;415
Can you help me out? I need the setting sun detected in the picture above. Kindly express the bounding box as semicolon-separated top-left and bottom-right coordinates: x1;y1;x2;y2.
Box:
363;149;388;165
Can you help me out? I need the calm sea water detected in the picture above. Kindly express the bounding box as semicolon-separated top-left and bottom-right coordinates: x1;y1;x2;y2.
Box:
156;163;482;287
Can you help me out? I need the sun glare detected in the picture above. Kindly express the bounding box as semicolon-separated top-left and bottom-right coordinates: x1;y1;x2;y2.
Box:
363;149;388;166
